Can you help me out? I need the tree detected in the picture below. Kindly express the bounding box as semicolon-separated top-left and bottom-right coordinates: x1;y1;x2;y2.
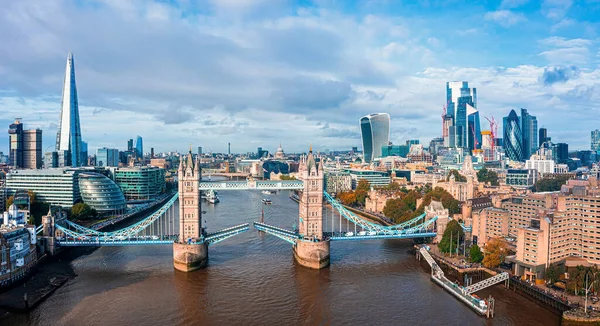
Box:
71;203;98;221
438;220;464;254
545;263;559;284
279;175;297;180
567;265;586;295
354;179;371;206
477;167;499;186
337;192;357;206
446;169;467;182
469;244;484;263
534;175;571;192
383;198;410;223
417;187;461;216
5;196;14;211
482;238;509;269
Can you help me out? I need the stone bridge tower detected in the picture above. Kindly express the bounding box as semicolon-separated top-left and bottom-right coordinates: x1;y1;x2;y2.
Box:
173;151;208;272
294;147;330;269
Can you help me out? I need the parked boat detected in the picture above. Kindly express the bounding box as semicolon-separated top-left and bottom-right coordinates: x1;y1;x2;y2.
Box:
262;190;274;195
262;198;272;205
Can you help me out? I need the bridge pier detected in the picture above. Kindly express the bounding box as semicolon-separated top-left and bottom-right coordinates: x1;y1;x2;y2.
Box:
293;239;330;269
173;242;208;272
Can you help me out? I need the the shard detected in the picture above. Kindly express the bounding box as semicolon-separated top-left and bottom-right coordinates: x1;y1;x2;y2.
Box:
55;52;83;167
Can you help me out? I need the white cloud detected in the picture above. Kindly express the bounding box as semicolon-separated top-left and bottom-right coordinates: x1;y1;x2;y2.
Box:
541;0;573;20
484;10;526;27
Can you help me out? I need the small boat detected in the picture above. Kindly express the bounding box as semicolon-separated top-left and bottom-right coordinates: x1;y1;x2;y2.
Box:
262;198;272;205
262;190;273;195
206;190;219;204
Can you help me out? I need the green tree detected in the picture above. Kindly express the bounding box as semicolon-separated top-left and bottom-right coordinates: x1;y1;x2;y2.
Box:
545;263;559;284
438;220;464;254
469;244;484;263
279;175;297;180
446;169;467;182
354;179;371;206
534;175;571;192
71;203;98;221
477;167;499;186
416;187;461;216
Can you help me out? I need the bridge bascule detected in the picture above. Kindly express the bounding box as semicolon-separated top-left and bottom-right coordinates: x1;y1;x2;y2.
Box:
39;148;443;272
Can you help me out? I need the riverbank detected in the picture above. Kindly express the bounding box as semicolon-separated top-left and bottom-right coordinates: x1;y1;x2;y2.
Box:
0;247;96;318
0;194;175;320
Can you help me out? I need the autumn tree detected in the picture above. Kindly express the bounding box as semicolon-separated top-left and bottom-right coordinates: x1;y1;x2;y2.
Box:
383;198;410;223
469;244;483;263
482;238;509;269
438;220;464;254
337;192;357;206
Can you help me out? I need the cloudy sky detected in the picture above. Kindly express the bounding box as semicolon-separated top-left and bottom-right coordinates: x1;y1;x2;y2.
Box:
1;0;599;155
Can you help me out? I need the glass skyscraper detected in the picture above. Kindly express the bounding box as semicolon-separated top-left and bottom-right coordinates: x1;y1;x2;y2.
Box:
592;130;600;152
134;135;143;159
520;108;537;159
446;82;477;150
360;113;390;163
56;52;83;167
503;109;524;161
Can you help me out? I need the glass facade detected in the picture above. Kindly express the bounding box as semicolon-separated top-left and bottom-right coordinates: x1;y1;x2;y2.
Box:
109;166;166;201
520;108;537;159
592;129;600;152
446;82;477;150
381;145;409;157
6;169;81;207
78;173;126;212
503;109;524;161
135;136;143;158
96;147;119;167
360;113;390;163
56;53;83;167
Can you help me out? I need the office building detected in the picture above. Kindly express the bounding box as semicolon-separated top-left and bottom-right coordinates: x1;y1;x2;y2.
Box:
0;221;37;289
592;129;600;152
78;172;126;213
503;110;524;161
505;169;537;188
346;169;391;188
539;128;548;147
8;119;42;169
525;155;556;176
360;113;390;163
127;139;134;151
96;148;120;167
44;152;58;169
81;140;88;166
5;169;83;207
553;143;569;164
446;82;477;149
324;172;352;194
134;135;143;158
197;146;202;156
56;52;83;167
520;109;537;159
108;166;166;201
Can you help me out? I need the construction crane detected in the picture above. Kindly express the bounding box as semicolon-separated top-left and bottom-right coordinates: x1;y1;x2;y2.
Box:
485;116;498;160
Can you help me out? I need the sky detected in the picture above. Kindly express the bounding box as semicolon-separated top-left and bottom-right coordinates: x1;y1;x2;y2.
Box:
1;0;599;155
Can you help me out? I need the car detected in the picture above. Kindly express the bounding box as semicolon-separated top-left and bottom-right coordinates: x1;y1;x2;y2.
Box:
358;231;367;236
151;236;159;240
368;231;377;236
345;232;354;237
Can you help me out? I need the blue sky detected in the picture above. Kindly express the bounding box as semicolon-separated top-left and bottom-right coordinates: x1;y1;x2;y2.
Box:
1;0;599;154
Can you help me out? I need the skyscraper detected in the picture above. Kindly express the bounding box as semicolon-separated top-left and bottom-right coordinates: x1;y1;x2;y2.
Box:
360;113;390;163
56;52;83;167
97;147;119;167
467;104;481;152
127;139;134;151
503;109;524;162
520;108;537;159
592;130;600;152
539;128;548;147
446;82;477;149
134;135;143;158
8;119;42;169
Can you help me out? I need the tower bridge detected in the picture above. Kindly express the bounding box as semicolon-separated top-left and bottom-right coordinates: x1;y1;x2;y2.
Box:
39;147;443;272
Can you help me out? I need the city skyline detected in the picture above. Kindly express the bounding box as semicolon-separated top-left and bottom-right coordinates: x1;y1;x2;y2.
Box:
1;1;599;154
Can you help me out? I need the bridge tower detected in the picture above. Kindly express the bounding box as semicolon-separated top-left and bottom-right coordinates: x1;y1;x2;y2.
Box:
173;151;208;272
294;147;330;269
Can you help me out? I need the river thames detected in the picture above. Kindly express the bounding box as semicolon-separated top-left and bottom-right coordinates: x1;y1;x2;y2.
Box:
3;190;560;325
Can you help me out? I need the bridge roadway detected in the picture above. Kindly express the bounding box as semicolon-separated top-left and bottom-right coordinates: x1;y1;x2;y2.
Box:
199;180;303;190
